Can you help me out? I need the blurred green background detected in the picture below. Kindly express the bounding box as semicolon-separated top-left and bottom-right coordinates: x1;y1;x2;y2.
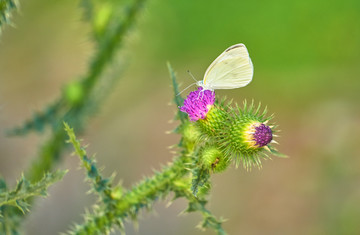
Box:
1;0;360;234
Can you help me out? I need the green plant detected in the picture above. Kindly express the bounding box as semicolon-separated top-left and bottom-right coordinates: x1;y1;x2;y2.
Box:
0;0;286;234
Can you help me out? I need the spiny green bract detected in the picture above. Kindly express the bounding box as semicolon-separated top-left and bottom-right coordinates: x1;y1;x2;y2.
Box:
197;105;230;136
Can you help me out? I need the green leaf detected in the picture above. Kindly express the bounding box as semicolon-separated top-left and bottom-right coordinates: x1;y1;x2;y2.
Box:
0;0;17;36
191;166;210;197
167;62;187;123
0;171;66;211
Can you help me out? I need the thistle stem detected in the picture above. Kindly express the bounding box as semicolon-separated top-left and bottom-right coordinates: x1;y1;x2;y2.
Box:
70;155;192;234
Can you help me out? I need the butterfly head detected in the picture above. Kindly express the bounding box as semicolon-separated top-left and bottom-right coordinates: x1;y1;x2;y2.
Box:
196;80;214;91
196;80;203;87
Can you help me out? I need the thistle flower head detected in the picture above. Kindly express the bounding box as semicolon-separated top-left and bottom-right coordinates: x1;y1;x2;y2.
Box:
180;87;215;121
218;101;283;169
245;122;273;148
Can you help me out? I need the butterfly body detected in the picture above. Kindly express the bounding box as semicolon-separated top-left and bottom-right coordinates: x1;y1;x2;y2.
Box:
198;43;253;91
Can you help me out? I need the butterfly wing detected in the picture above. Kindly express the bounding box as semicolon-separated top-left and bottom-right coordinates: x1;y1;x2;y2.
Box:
202;43;253;90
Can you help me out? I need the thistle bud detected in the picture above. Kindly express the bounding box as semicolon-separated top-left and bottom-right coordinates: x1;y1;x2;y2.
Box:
223;102;278;169
64;81;84;106
181;122;202;151
201;147;231;173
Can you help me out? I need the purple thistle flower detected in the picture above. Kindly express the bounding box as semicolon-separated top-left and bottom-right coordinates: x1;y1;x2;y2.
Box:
252;123;273;147
243;122;273;148
180;87;215;121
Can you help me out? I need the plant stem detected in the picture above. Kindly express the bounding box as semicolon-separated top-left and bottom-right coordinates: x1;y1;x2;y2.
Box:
70;155;192;234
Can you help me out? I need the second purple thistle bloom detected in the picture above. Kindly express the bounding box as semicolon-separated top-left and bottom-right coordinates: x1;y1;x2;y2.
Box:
180;87;215;121
253;124;273;147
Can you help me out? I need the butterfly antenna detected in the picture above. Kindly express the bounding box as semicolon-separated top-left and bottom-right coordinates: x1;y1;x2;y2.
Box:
187;70;198;82
177;82;197;96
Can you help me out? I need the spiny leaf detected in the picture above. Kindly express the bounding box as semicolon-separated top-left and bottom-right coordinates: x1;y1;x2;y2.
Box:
6;101;63;136
0;171;67;211
0;0;18;35
64;122;116;201
176;187;227;235
191;166;210;197
9;0;146;137
167;62;187;123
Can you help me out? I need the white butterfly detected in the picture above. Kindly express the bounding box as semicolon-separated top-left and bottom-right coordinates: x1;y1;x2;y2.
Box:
196;43;253;91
